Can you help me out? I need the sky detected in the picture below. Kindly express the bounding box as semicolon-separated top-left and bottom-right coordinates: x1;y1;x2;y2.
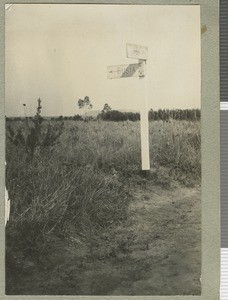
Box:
5;4;201;117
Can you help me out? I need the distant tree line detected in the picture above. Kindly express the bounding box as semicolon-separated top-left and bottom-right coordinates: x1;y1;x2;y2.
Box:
98;110;140;122
98;108;200;122
6;114;86;122
6;109;200;122
51;115;85;121
148;108;201;121
50;115;96;122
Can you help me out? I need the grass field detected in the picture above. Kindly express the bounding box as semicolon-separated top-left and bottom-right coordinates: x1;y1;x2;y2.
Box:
5;119;201;295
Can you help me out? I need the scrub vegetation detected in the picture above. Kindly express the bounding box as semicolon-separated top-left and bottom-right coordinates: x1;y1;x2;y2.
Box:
5;100;201;295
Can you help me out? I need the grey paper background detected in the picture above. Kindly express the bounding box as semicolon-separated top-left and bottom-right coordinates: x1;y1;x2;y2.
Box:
220;0;228;249
221;111;228;248
220;0;228;104
0;0;220;299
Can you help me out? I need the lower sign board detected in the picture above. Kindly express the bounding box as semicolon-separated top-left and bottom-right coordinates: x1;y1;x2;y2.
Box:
107;63;145;79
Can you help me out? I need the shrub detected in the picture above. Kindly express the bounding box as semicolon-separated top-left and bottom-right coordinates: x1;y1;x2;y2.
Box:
6;99;64;157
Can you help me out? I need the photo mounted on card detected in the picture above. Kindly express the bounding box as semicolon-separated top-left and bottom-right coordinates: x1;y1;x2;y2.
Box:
2;0;220;298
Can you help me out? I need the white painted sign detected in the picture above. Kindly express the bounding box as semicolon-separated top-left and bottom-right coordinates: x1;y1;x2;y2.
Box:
126;43;148;60
107;63;145;79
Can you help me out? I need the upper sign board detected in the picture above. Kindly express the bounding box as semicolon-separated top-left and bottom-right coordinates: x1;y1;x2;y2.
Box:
107;63;145;79
126;43;148;60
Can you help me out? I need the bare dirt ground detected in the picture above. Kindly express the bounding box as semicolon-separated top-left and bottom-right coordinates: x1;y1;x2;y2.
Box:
6;180;201;295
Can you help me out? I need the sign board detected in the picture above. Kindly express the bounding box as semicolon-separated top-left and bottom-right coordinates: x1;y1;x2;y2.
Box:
107;63;145;79
126;43;148;60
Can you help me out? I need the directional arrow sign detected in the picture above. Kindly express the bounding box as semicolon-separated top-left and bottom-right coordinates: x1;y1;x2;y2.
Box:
107;63;145;79
126;43;148;60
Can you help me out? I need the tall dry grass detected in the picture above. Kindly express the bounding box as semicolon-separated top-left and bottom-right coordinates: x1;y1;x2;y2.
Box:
5;119;200;259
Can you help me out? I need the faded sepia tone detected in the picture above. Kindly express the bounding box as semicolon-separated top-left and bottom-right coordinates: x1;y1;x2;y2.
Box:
1;0;220;299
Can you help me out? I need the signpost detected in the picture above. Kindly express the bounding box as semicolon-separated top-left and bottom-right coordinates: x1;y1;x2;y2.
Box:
107;43;150;171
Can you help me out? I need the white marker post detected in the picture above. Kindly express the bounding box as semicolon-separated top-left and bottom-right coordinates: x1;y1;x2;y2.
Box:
139;59;150;170
108;43;150;171
126;43;150;171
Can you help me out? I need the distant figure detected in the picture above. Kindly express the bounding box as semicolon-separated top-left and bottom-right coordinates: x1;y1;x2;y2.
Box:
5;187;10;226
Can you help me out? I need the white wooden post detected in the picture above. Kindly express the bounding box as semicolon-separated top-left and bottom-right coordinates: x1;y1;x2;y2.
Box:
139;59;150;170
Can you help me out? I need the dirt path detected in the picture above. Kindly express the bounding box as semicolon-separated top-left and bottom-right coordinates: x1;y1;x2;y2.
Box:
7;182;201;295
109;183;201;295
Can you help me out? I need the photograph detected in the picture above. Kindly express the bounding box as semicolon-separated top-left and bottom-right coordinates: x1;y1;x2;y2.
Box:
5;3;201;295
